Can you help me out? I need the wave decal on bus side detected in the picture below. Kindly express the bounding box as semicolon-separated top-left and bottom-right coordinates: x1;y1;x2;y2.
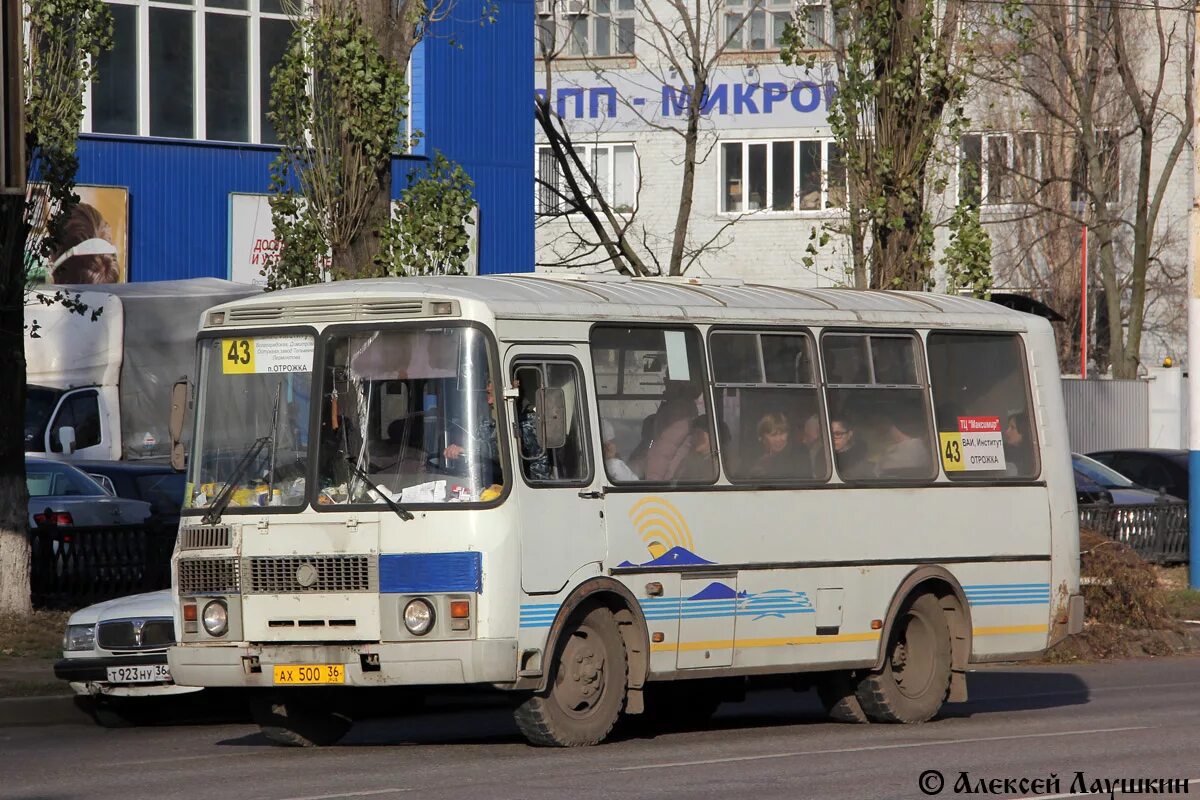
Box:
962;583;1052;606
517;585;816;629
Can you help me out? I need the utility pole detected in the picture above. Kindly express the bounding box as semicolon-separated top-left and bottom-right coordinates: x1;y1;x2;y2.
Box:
1189;0;1200;588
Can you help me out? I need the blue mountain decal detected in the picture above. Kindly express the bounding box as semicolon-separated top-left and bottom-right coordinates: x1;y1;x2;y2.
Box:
688;582;738;601
644;546;714;567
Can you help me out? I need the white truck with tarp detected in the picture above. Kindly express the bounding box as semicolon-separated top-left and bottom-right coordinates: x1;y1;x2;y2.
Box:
25;279;260;462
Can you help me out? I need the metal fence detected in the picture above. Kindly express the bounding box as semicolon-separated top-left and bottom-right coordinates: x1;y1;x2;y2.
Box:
1079;501;1190;564
1062;377;1150;453
31;523;176;610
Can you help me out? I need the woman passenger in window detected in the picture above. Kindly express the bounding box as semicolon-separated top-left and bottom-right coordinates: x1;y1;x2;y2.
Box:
1003;411;1033;476
831;416;870;479
751;412;803;479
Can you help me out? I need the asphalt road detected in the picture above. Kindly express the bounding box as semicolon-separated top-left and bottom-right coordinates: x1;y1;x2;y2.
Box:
3;657;1198;800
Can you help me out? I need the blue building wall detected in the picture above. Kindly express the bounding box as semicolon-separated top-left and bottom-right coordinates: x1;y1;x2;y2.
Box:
73;0;532;282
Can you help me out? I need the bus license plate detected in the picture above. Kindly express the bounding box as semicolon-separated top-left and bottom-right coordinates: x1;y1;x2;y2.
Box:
273;664;345;685
106;664;171;683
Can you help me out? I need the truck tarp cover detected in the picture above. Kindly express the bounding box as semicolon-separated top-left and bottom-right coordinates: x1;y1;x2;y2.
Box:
39;279;260;459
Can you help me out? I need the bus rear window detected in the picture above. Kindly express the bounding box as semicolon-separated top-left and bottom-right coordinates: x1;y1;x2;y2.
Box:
927;332;1038;480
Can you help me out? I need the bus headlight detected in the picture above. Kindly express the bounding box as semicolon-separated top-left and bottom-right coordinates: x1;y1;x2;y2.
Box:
202;600;229;637
403;599;434;636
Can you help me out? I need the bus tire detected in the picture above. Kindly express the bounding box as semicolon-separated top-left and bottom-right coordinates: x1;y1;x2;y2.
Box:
514;606;627;746
856;593;951;724
250;691;353;747
815;672;869;724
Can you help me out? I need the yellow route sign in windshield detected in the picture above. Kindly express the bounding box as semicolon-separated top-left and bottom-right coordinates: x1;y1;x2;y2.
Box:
220;336;314;375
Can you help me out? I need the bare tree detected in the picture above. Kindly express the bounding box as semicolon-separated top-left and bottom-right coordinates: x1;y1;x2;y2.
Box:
974;0;1193;377
535;0;764;276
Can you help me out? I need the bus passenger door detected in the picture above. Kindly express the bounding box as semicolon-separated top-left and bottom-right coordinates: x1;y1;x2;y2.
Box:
507;349;606;594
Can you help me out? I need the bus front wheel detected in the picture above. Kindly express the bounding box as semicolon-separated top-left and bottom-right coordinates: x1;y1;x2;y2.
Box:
856;593;951;724
250;690;353;747
514;606;627;746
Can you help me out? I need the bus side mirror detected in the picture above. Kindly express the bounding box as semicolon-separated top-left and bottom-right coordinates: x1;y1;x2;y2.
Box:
58;426;76;455
537;387;568;450
169;380;188;472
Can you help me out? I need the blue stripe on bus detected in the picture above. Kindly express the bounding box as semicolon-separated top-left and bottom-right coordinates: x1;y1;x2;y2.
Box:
379;552;482;594
963;583;1050;606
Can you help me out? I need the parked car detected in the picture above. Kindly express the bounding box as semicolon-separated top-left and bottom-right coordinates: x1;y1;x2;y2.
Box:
26;456;151;528
1072;453;1183;505
54;589;199;726
72;460;186;530
1086;448;1188;502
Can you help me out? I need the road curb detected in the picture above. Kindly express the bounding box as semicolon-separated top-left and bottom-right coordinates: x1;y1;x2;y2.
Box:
0;694;92;728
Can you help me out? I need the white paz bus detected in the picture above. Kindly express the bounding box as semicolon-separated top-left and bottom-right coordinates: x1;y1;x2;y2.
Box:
168;275;1083;747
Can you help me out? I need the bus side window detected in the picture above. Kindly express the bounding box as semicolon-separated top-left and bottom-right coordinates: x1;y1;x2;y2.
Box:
927;332;1039;480
589;325;716;484
822;332;936;482
513;361;592;485
710;329;828;483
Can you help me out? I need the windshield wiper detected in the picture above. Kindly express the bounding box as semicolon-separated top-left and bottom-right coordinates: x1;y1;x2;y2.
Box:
201;436;271;525
346;460;414;522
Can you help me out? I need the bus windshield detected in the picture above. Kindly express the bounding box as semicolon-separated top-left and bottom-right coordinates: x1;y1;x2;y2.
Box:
187;334;315;511
316;326;505;506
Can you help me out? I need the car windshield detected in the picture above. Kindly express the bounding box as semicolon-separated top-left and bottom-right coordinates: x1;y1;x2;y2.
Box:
24;386;62;453
136;473;187;516
316;326;505;506
1072;453;1136;488
186;334;315;511
26;460;106;497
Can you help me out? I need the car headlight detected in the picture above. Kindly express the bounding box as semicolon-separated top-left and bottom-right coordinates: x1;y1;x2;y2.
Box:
63;624;95;652
403;598;435;636
201;600;228;637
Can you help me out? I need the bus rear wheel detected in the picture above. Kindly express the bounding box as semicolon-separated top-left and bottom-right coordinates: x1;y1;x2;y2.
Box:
856;593;951;724
250;690;353;747
815;672;868;724
514;606;627;747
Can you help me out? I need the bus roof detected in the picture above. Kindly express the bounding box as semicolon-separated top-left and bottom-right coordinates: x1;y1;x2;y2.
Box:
204;274;1044;330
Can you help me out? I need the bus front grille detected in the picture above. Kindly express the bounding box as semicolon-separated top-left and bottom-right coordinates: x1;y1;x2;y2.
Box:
243;555;376;594
177;557;241;595
178;525;232;550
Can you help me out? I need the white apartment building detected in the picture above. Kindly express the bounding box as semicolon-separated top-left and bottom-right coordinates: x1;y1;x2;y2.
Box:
533;0;1190;369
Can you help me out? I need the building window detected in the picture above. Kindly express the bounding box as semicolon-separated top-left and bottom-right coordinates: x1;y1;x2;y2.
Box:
87;0;294;143
960;132;1042;205
536;143;637;216
1071;129;1120;205
537;0;635;58
720;138;844;213
723;0;802;52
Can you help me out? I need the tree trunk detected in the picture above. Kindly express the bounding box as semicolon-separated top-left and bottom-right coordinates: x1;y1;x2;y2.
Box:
668;87;703;277
341;0;419;278
0;194;32;615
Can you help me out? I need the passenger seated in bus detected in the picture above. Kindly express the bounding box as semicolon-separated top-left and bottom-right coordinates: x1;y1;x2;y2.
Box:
675;416;716;481
750;412;804;479
877;409;932;477
831;416;871;479
601;420;638;481
641;381;704;481
1003;411;1033;476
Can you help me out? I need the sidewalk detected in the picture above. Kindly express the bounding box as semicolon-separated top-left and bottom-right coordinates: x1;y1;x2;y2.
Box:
0;656;91;727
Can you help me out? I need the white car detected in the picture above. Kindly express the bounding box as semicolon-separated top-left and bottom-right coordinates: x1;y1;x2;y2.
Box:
54;590;200;714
